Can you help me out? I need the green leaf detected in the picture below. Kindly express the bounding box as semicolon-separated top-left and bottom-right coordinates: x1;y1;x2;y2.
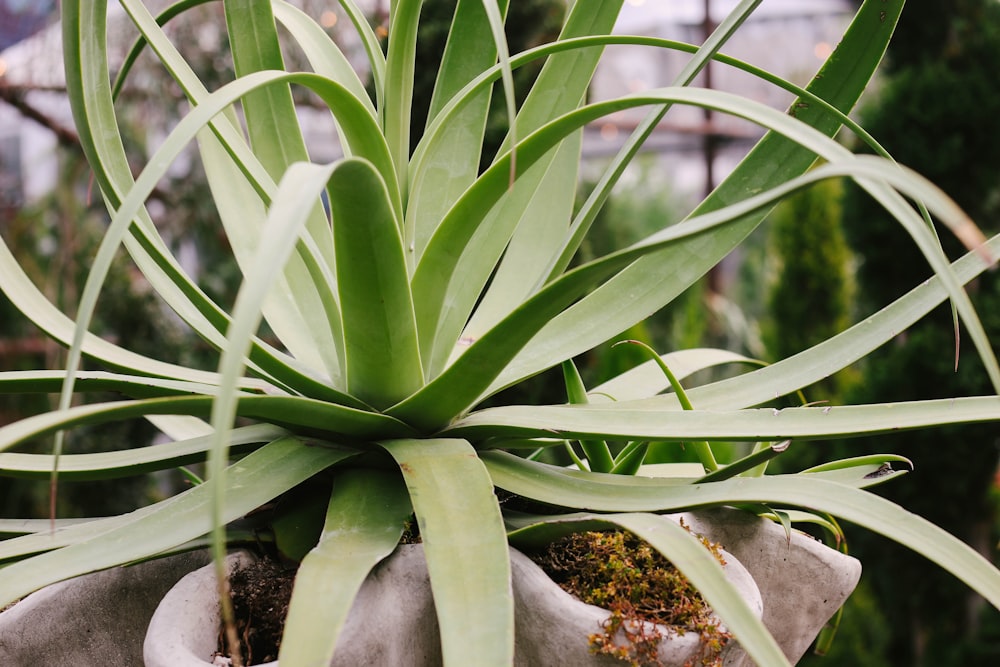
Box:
406;0;508;261
694;442;790;483
591;349;763;402
446;396;1000;444
545;0;762;282
0;395;411;458
560;360;613;473
398;153;979;428
280;468;412;666
678;232;1000;412
272;1;375;116
197;124;345;384
223;0;346;379
0;424;285;481
0;437;354;607
484;453;1000;611
0;370;246;399
382;0;423;192
496;0;904;388
332;159;424;408
460;134;582;349
381;438;513;667
411;2;623;373
337;0;386;111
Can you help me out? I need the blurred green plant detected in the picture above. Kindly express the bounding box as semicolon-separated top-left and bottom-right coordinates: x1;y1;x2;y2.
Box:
763;178;855;399
0;2;998;666
839;1;1000;664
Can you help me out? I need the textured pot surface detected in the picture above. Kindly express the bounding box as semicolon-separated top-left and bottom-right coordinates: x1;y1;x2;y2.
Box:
0;551;211;665
681;508;862;664
144;515;764;667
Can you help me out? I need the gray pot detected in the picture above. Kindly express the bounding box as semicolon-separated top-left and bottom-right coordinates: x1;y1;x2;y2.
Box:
0;550;211;665
143;538;761;667
0;509;860;666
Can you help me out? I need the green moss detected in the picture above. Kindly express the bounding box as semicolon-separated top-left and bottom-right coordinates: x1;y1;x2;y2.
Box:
535;523;730;667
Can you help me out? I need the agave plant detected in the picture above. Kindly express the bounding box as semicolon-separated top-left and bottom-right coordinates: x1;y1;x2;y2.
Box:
1;0;999;665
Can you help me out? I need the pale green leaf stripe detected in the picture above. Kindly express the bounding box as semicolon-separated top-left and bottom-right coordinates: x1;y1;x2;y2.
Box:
499;0;902;388
484;454;1000;610
280;469;412;667
331;159;423;408
591;349;762;402
0;395;411;456
0;438;354;608
381;438;513;667
446;396;1000;443
0;424;286;480
507;513;789;667
145;414;214;441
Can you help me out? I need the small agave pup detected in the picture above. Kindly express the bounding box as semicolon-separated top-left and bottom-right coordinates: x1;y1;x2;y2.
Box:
1;1;999;666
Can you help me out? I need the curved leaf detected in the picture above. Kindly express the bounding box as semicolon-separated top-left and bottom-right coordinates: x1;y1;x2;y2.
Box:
397;154;987;429
0;424;285;480
331;159;423;408
446;396;1000;444
497;0;904;388
280;468;412;666
0;437;354;607
591;349;763;403
0;395;410;457
381;438;513;667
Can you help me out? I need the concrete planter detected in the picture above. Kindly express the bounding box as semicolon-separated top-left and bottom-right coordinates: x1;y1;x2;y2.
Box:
144;540;760;667
0;509;860;666
0;551;211;665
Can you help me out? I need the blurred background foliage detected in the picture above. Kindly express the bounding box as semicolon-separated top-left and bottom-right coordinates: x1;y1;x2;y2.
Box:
828;0;1000;663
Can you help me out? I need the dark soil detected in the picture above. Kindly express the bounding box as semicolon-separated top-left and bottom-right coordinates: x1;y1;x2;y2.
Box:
217;558;295;665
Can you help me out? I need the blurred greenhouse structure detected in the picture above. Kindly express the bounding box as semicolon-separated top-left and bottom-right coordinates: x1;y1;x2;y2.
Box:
0;0;854;217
